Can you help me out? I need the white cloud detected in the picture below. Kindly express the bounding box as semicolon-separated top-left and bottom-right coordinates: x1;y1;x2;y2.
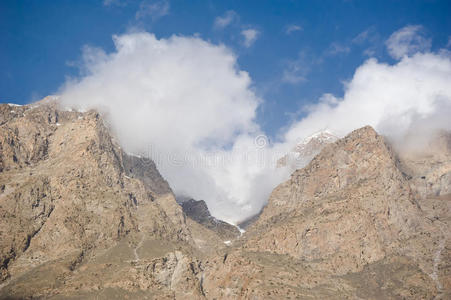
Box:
282;51;451;151
60;32;287;224
214;10;237;29
135;0;169;20
285;24;302;35
351;27;382;57
352;27;379;44
59;28;451;224
241;28;259;48
386;25;431;59
363;48;376;57
352;29;371;44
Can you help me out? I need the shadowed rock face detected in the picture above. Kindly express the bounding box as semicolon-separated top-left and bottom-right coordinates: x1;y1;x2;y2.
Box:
181;199;240;240
0;99;449;299
236;210;261;230
122;154;172;197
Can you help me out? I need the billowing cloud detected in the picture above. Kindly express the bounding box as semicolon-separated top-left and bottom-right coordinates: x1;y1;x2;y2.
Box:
60;32;287;223
241;28;259;48
214;10;237;29
60;27;451;224
385;25;431;59
283;47;451;152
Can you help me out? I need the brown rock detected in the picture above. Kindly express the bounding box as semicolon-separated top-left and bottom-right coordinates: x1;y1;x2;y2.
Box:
1;99;449;299
0;98;198;298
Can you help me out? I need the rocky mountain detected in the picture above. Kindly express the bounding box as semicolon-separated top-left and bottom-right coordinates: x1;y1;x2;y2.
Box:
277;130;338;169
200;126;450;299
237;126;450;298
180;199;240;241
0;99;201;298
0;98;449;299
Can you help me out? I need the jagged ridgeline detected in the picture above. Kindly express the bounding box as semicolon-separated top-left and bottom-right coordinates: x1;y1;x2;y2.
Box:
0;98;450;299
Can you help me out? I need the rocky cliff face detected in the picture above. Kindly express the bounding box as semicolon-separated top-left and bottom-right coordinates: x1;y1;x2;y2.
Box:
200;126;449;299
180;199;240;241
237;126;449;296
0;98;449;299
0;99;201;298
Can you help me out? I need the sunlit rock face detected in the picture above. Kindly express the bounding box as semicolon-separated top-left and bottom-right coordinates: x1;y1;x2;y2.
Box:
0;99;194;294
241;126;448;294
0;99;449;299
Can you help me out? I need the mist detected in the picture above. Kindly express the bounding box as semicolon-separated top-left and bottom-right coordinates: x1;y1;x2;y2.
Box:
60;27;451;223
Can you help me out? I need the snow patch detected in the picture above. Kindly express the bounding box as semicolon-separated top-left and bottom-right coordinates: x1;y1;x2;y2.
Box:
302;129;339;143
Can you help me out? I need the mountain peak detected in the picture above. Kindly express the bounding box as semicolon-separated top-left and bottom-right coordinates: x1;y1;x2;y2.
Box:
277;129;339;169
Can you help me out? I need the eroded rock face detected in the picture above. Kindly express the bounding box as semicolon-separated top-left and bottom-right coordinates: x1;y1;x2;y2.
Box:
1;99;449;299
0;99;193;292
196;126;449;299
242;126;448;290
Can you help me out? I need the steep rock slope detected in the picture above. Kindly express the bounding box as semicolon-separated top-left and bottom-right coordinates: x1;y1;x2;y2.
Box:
201;126;449;299
1;99;449;299
0;99;202;298
248;127;442;270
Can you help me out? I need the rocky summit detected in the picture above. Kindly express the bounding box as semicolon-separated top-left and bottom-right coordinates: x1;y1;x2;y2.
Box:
0;99;450;299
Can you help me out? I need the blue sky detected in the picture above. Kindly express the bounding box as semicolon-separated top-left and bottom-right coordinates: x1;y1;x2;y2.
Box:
1;0;450;137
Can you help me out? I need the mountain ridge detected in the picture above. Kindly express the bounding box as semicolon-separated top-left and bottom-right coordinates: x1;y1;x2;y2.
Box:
0;98;449;299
